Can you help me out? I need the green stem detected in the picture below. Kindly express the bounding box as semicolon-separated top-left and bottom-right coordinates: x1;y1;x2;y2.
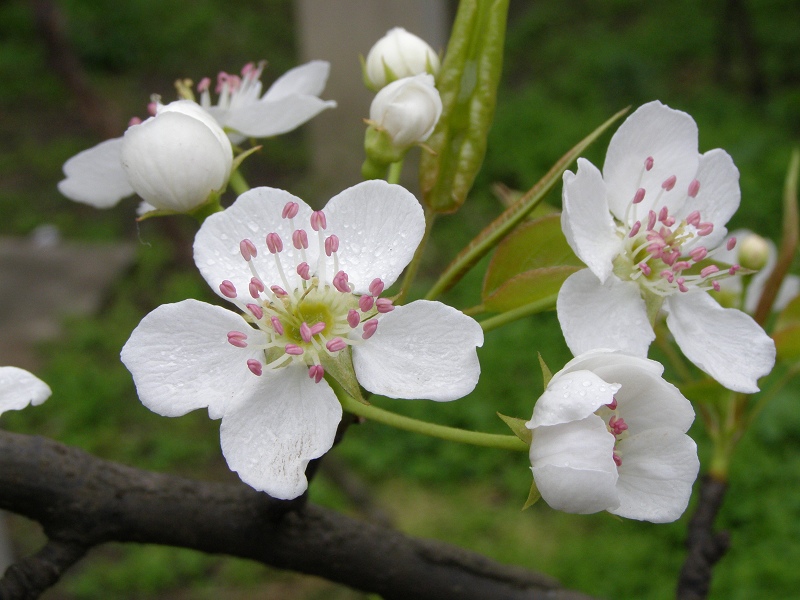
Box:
387;160;404;185
396;208;436;304
478;296;556;332
337;391;528;452
229;170;250;195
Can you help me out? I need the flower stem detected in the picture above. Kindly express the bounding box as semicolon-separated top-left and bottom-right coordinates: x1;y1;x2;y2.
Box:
396;208;437;304
387;160;404;185
229;170;250;196
337;391;528;452
478;296;557;332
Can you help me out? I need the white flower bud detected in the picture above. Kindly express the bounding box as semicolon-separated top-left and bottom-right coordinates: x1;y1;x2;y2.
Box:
121;100;233;212
369;74;442;148
365;27;440;89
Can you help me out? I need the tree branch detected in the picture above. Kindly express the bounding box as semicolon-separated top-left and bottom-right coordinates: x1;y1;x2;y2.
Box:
0;430;595;600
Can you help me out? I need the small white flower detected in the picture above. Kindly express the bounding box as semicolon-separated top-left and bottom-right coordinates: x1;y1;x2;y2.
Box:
370;74;442;148
121;180;483;500
0;366;51;417
557;101;775;393
59;100;233;212
365;27;440;89
526;350;699;523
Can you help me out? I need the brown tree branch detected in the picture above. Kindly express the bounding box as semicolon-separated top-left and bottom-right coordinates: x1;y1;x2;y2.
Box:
0;430;595;600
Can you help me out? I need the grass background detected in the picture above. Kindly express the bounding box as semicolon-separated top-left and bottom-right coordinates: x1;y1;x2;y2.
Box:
1;0;799;598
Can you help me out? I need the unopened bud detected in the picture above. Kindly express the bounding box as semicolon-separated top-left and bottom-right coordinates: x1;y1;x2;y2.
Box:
369;74;442;149
364;27;440;90
738;233;770;271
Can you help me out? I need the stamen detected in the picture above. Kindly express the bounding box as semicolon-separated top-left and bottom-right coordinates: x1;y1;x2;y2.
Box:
247;359;263;376
326;338;347;352
729;264;740;275
309;322;326;336
308;364;325;383
632;188;646;204
297;262;311;280
246;303;264;320
689;247;708;262
333;271;351;293
227;331;248;348
697;222;714;236
282;202;299;219
325;234;339;257
376;298;394;313
359;295;375;312
197;77;211;93
686;211;701;227
266;232;283;254
660;270;675;283
700;265;719;278
369;278;385;297
613;452;623;467
661;175;677;191
292;229;309;249
673;261;691;272
285;344;304;356
644;156;654;171
240;239;257;261
347;309;360;328
271;316;284;335
609;416;628;435
310;210;327;231
638;262;651;276
300;322;313;343
677;277;688;293
362;319;379;339
271;285;287;297
647;210;657;231
249;277;265;298
727;237;737;251
712;281;721;292
128;117;142;127
606;397;618;410
219;280;237;298
688;179;701;198
629;221;642;237
658;206;669;223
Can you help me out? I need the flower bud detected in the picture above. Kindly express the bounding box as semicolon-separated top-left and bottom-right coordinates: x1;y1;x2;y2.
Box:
365;27;440;89
738;233;771;271
369;74;442;148
121;100;233;212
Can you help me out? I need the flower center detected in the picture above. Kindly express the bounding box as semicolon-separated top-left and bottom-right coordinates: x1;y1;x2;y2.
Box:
596;396;628;467
189;61;266;112
219;202;394;383
613;155;740;297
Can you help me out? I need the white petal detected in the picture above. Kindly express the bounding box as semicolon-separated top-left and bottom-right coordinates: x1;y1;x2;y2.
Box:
530;416;619;514
194;187;317;301
679;149;740;250
324;181;425;292
557;270;655;357
604;101;699;220
120;300;267;419
527;370;620;428
220;366;342;499
225;95;336;138
561;158;620;282
612;428;699;523
559;348;664;379
262;61;332;100
57;138;134;208
665;292;775;393
0;366;51;416
352;300;483;401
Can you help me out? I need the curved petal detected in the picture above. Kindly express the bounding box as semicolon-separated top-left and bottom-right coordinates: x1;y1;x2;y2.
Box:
679;149;740;251
604;101;699;220
559;348;664;379
120;299;267;419
530;416;619;514
225;95;337;138
194;187;317;301
561;158;620;282
527;370;620;428
0;366;51;416
352;300;483;401
665;292;775;393
324;181;425;292
220;366;342;499
263;60;332;100
612;428;699;523
557;270;655;357
57;137;134;208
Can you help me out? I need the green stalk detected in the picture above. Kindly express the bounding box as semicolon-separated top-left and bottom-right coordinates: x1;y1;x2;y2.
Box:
228;169;250;196
387;160;404;185
478;295;556;332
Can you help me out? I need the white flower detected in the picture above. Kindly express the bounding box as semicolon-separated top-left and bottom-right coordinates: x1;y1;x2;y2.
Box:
370;74;442;148
365;27;440;90
0;366;51;417
557;101;775;393
526;350;699;523
196;60;337;144
120;180;483;500
58;100;233;211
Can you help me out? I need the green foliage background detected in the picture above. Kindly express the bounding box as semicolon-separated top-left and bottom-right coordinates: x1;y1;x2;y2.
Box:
1;0;799;598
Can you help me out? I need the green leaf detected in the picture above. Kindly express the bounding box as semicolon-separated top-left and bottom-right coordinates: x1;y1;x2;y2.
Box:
522;479;541;510
538;353;553;389
482;268;575;313
497;412;532;445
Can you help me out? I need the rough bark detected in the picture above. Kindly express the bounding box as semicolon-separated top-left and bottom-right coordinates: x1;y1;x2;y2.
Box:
0;430;595;600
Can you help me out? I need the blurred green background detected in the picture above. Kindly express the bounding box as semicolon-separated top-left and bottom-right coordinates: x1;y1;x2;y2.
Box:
1;0;799;598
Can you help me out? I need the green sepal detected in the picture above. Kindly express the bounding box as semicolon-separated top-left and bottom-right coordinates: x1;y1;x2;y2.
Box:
231;144;262;173
136;191;223;223
419;0;510;214
538;353;553;389
362;126;407;180
497;412;532;445
522;479;541;510
321;347;369;405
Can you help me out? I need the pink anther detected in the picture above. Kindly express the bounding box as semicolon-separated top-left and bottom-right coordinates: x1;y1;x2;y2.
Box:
246;303;264;320
613;452;623;467
241;62;256;77
271;316;284;335
271;285;287;297
697;222;714;237
362;319;379;339
266;232;283;254
292;229;309;250
677;277;689;293
219;280;237;298
310;322;326;336
333;270;351;293
658;206;669;223
227;331;248;348
729;264;740;275
249;277;265;298
688;179;701;198
247;359;263;376
282;201;300;219
662;175;677;191
689;247;708;262
660;270;675;283
285;344;304;356
297;262;311;280
326;338;347;353
726;237;737;251
308;364;325;383
376;298;394;313
128;116;142;127
147;101;157;116
347;309;360;328
700;265;719;278
325;235;340;256
647;210;657;231
663;250;679;266
644;156;654;171
606;397;618;410
632;188;646;204
215;71;229;93
369;278;385;297
629;221;642;237
359;295;375;312
673;261;691;272
310;210;327;231
686;210;701;227
712;281;721;292
638;262;652;276
609;416;628;435
240;239;257;261
300;322;313;343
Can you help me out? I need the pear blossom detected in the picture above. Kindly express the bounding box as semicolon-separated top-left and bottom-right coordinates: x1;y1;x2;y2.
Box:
557;101;775;393
369;74;442;148
121;180;483;500
59;100;233;211
0;366;51;417
526;350;699;523
365;27;440;90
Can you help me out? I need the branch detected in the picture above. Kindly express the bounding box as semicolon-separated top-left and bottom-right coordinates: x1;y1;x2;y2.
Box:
0;430;596;600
